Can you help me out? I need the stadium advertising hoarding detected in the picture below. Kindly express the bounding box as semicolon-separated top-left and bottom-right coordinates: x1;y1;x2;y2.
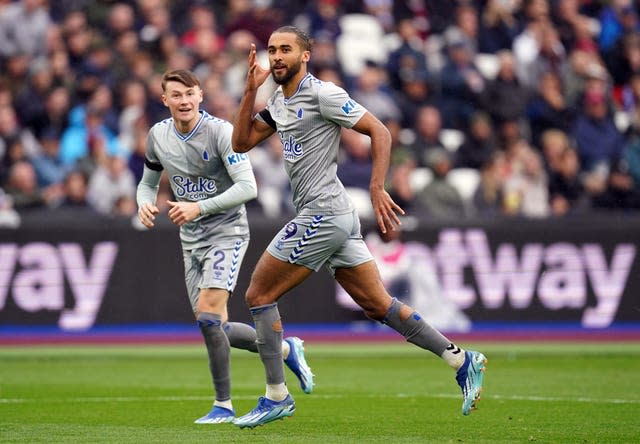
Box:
0;213;638;332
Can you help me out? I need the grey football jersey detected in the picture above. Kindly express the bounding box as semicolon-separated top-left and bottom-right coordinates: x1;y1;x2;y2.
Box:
258;74;367;215
146;111;251;249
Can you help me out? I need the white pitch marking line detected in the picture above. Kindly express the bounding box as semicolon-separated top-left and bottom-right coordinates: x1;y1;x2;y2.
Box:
1;393;638;405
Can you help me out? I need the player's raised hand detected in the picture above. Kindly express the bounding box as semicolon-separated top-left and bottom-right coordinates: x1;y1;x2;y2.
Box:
370;188;405;234
167;200;201;226
245;43;270;91
138;202;159;228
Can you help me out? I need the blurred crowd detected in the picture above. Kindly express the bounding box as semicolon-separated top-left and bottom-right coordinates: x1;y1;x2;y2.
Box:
1;0;640;225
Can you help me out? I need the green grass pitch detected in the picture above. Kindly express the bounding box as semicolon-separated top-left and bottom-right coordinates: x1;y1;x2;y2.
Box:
1;341;638;443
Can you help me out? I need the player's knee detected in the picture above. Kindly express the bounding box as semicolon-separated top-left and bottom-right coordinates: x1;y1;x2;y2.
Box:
244;286;273;308
362;303;388;321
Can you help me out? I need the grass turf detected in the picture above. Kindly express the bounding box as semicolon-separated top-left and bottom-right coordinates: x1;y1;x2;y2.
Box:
0;341;638;443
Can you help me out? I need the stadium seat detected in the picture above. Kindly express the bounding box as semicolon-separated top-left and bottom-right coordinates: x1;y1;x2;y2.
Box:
474;53;500;80
336;14;387;76
408;167;433;193
257;186;283;219
346;186;374;219
614;110;631;133
425;34;446;73
439;129;465;152
446;168;481;202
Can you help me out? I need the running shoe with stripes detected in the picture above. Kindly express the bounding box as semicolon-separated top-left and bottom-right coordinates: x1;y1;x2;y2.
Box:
233;395;295;429
284;336;315;394
456;350;487;415
194;405;235;424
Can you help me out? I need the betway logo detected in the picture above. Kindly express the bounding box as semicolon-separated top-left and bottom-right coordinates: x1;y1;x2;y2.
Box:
435;229;636;328
0;242;118;331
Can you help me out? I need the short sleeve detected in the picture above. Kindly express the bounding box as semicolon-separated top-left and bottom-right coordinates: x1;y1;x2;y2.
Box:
318;82;367;128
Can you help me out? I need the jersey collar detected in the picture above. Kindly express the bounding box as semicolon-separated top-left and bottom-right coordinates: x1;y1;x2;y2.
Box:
173;110;206;142
283;73;313;104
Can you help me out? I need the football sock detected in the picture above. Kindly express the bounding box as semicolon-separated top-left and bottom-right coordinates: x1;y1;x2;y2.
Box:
223;322;258;352
266;383;289;401
223;322;291;358
197;312;231;402
214;399;233;411
382;297;451;357
250;303;287;393
441;343;466;369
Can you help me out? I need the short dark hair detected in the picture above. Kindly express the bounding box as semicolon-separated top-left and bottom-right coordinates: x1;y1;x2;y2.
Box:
272;26;313;52
161;69;200;92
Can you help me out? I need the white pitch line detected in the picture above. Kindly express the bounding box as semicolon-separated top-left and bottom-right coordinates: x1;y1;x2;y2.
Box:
1;393;638;405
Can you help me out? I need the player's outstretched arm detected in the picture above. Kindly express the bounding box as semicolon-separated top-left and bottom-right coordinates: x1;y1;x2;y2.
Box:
352;112;405;234
232;43;274;153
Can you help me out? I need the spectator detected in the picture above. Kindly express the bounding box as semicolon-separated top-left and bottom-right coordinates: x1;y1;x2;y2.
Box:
622;126;640;192
58;169;93;210
337;128;373;191
439;31;485;128
527;71;576;147
472;150;507;217
113;194;138;217
137;0;175;57
49;48;76;90
31;129;69;188
572;88;624;174
218;30;260;101
117;79;149;153
224;0;284;48
480;50;530;124
0;77;13;108
362;0;396;33
455;111;498;170
61;9;93;75
386;18;429;92
0;0;635;221
351;61;402;124
180;2;225;70
307;33;342;78
77;38;118;92
0;0;50;58
598;0;639;54
59;105;125;168
2;52;30;98
503;145;550;217
448;2;480;55
415;148;467;220
104;2;136;44
300;0;342;42
35;86;71;142
87;154;136;215
0;134;28;186
552;0;600;52
477;0;519;53
548;146;590;215
563;49;609;107
607;33;640;88
513;18;567;92
0;105;41;162
393;69;436;130
0;185;20;227
539;128;571;174
5;160;58;210
13;57;54;136
408;105;446;168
